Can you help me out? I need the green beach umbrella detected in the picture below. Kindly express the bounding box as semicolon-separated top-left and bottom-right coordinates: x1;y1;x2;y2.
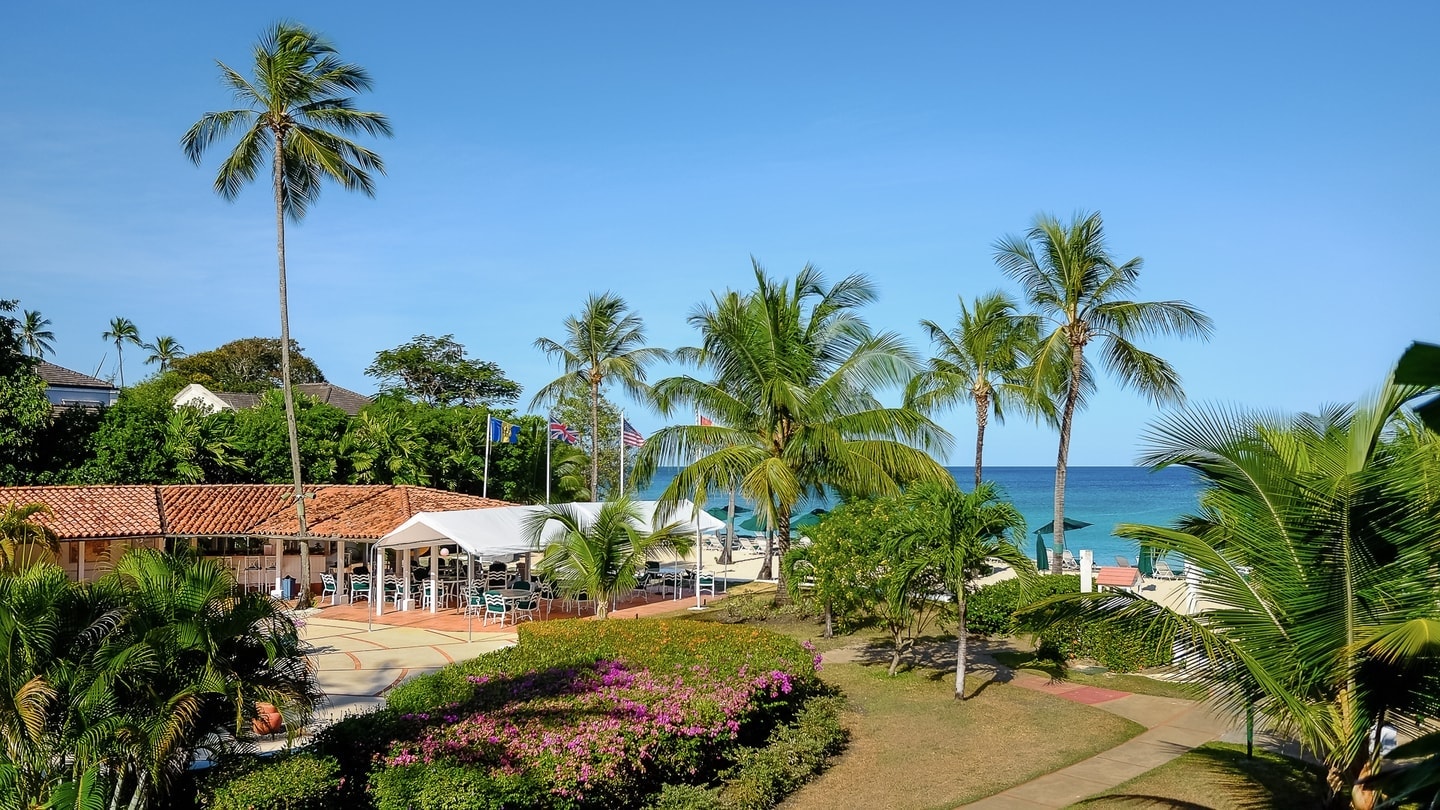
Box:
1034;534;1049;571
1033;518;1092;536
739;508;827;532
705;505;751;521
1137;548;1154;577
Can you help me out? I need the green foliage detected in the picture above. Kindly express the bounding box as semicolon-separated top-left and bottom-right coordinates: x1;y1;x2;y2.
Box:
371;762;545;810
715;695;846;810
967;575;1080;636
231;391;349;483
202;752;339;810
170;338;326;394
1034;618;1174;673
0;301;51;470
366;334;520;407
75;388;176;483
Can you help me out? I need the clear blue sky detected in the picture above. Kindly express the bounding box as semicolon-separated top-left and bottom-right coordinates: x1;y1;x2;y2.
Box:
3;2;1436;466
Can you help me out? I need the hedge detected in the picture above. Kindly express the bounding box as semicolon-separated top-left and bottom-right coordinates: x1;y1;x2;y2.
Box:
968;575;1173;673
200;752;340;810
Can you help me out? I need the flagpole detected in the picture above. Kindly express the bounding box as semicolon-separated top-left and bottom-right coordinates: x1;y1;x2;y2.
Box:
618;410;625;496
483;410;491;499
545;417;552;505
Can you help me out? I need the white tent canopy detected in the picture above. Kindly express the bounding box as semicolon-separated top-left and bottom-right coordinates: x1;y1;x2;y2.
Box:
376;500;724;557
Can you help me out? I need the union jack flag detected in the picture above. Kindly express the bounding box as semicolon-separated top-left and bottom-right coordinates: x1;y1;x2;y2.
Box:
549;422;578;444
622;419;646;448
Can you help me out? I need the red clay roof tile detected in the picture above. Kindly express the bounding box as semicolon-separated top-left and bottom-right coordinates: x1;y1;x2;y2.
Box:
0;485;162;539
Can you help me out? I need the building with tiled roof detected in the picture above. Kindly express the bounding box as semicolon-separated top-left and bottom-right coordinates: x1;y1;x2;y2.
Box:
173;382;372;417
0;484;510;587
36;361;119;410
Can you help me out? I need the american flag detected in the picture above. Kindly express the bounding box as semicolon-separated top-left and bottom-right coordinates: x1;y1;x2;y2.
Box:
698;414;714;426
549;422;578;444
622;419;646;448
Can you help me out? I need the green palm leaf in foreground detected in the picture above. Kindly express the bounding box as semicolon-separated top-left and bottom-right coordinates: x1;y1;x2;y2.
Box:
634;260;953;592
1018;379;1440;807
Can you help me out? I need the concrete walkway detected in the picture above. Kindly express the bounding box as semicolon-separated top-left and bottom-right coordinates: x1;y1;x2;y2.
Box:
962;673;1229;809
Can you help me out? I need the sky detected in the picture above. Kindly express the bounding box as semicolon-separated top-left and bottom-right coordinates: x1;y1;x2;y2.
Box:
2;2;1436;466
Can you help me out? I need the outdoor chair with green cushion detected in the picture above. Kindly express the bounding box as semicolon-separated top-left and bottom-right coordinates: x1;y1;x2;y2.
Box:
464;585;486;616
482;591;510;626
320;573;339;606
513;595;538;623
349;574;371;603
507;580;533;591
697;572;715;597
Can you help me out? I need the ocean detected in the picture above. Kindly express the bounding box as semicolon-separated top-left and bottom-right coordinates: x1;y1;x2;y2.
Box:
635;466;1204;566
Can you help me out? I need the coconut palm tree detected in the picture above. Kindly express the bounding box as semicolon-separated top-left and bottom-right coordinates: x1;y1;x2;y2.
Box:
1020;380;1440;807
912;292;1047;487
524;498;693;618
183;23;391;607
100;317;142;387
164;406;245;483
0;502;60;572
19;310;55;359
891;482;1034;699
142;335;186;371
634;261;954;591
530;293;669;496
341;409;428;485
994;211;1212;570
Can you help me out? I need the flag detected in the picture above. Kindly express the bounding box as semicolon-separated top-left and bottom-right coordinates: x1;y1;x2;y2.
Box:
622;419;645;448
488;417;520;444
549;422;578;444
698;414;714;426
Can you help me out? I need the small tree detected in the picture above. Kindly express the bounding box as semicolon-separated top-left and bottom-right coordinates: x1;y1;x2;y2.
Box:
525;498;692;618
891;482;1034;699
366;334;520;407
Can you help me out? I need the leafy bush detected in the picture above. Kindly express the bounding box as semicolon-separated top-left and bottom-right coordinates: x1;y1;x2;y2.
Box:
306;708;410;805
716;694;847;810
371;619;825;809
967;575;1081;636
1036;618;1173;673
201;752;339;810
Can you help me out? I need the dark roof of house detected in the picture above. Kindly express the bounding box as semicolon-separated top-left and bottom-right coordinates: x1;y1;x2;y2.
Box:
36;362;116;390
0;484;511;541
212;391;261;410
294;383;372;416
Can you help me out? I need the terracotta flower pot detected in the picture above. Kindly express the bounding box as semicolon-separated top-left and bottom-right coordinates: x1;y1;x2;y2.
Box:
252;702;283;735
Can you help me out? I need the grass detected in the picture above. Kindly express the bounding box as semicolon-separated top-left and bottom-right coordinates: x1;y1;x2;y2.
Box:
658;589;1146;809
991;650;1205;701
1066;742;1329;809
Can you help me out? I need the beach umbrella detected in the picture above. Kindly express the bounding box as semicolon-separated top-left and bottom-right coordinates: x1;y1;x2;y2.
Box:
1137;548;1154;577
739;508;827;532
1034;535;1050;571
705;505;750;521
1033;518;1092;536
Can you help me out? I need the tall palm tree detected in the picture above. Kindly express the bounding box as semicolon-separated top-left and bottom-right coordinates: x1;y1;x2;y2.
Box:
994;211;1212;570
912;292;1046;487
1021;380;1440;807
100;317;141;387
891;482;1034;699
183;23;391;606
524;498;693;618
341;409;429;485
530;293;668;496
142;335;186;371
19;310;55;359
634;261;954;592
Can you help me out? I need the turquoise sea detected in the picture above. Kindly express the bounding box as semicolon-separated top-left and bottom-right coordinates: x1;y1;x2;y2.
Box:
635;466;1204;566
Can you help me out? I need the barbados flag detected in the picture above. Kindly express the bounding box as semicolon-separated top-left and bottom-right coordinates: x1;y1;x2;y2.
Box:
488;417;521;444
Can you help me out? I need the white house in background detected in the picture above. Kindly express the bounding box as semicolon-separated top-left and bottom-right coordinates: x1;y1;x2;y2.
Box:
37;362;119;410
172;382;372;416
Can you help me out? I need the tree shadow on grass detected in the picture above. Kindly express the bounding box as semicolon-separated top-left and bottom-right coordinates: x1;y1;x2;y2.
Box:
1069;744;1329;810
847;637;1025;697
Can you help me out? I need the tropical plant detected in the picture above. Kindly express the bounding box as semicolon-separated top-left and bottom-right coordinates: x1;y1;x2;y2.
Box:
525;498;693;618
366;334;520;407
912;291;1046;486
171;337;325;393
341;408;429;485
890;482;1034;699
164;405;245;483
184;22;391;607
0;502;60;572
18;311;54;360
994;211;1212;570
530;293;668;496
1018;379;1440;808
100;316;142;388
634;261;953;590
141;335;186;371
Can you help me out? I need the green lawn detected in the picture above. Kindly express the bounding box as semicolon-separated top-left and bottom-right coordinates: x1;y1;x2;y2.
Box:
990;650;1204;701
1066;742;1329;809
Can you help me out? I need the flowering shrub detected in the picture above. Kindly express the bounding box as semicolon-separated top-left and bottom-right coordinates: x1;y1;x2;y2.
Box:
371;620;824;810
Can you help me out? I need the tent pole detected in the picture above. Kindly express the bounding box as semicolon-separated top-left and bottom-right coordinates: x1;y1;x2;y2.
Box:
467;551;474;642
429;544;438;614
367;542;374;632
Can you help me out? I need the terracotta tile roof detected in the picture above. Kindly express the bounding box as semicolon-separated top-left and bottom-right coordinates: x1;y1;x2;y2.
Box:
3;484;510;541
0;486;162;539
1097;566;1143;588
36;362;117;390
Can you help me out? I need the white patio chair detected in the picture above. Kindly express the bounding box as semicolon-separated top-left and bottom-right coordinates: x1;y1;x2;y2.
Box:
348;574;371;604
482;591;510;627
696;572;715;597
320;573;339;606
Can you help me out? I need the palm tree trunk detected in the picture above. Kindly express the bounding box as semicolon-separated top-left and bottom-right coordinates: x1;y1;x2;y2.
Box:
1052;342;1084;574
274;131;313;608
116;345;124;388
771;512;792;605
955;591;969;700
974;392;989;489
590;379;600;497
721;489;735;566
